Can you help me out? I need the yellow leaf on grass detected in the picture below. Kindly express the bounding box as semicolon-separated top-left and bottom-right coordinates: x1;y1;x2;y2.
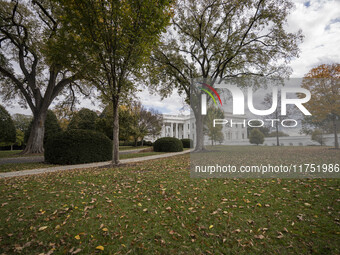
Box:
96;245;104;251
137;203;142;207
75;235;80;240
102;228;108;232
38;226;48;231
209;225;214;229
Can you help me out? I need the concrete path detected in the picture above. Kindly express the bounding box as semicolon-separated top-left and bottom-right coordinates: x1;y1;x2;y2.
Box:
0;148;147;165
0;150;190;178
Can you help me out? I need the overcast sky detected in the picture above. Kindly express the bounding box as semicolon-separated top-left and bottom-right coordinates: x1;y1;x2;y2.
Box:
3;0;340;116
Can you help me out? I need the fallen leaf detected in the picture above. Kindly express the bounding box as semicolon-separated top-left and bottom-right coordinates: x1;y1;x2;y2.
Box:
38;226;48;231
96;245;104;251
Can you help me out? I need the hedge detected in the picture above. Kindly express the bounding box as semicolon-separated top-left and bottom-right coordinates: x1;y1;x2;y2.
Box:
45;129;112;165
153;137;183;152
181;138;193;148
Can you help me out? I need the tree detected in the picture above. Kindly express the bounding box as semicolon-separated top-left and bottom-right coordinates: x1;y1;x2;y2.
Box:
53;104;75;131
247;120;270;137
0;1;84;154
57;0;173;164
302;64;340;149
300;115;340;137
311;129;325;146
249;128;264;146
129;101;163;146
0;105;16;145
24;110;61;145
204;106;224;146
67;108;98;131
15;129;25;148
149;0;303;151
12;114;32;133
96;104;137;141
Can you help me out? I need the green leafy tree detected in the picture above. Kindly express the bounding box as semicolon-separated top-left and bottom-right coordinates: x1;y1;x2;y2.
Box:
247;120;270;137
25;110;61;145
204;106;224;146
96;104;135;141
15;129;25;147
249;128;264;146
149;0;303;151
0;1;84;154
57;0;173;164
0;105;16;145
67;108;98;131
12;114;32;133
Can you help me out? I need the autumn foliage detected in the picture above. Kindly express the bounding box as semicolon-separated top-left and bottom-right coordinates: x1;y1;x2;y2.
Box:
302;64;340;148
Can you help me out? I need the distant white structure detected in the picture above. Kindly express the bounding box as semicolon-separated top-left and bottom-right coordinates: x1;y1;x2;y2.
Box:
146;113;248;144
145;113;338;147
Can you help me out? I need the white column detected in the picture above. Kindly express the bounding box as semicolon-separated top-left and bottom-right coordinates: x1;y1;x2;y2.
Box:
170;122;173;137
175;123;178;138
183;123;186;139
162;123;165;137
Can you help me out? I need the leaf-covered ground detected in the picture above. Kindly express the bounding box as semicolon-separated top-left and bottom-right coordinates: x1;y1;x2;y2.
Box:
0;147;339;254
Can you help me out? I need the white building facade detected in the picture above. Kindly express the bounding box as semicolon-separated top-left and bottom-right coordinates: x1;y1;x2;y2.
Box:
145;113;338;147
146;113;248;144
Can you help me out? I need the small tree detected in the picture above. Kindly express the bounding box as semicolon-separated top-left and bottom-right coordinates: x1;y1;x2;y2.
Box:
15;129;25;148
130;101;163;146
302;64;340;149
12;114;32;133
311;129;325;146
67;108;98;131
249;128;264;146
204;106;224;146
0;105;16;147
247;120;270;137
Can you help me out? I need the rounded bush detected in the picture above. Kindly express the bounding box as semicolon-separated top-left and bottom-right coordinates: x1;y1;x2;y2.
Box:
45;130;112;165
137;140;153;146
181;138;193;148
153;137;183;152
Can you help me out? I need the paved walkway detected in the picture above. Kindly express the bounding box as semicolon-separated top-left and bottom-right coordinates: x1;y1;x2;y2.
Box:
0;150;190;178
0;148;147;165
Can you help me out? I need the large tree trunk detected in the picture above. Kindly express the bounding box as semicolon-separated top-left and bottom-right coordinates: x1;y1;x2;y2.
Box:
112;96;120;165
332;117;339;149
22;109;48;154
194;112;205;152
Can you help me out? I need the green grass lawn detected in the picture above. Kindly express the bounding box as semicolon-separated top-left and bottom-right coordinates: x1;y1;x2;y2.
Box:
0;162;57;173
0;147;339;254
0;146;151;159
0;150;41;159
119;146;150;151
0;151;166;173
